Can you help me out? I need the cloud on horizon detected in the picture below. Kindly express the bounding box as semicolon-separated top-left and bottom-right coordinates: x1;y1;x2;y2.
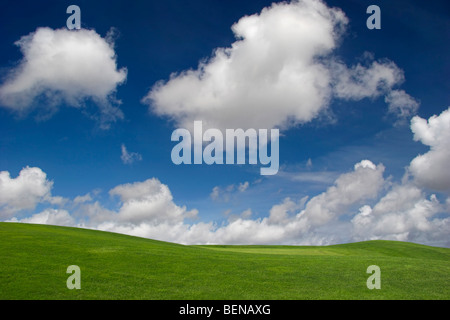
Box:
3;108;450;247
0;166;63;219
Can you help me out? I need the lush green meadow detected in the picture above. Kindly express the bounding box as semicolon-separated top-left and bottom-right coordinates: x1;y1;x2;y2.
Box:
0;222;449;300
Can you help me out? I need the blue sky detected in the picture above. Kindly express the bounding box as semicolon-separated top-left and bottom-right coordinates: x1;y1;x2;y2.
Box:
0;0;449;246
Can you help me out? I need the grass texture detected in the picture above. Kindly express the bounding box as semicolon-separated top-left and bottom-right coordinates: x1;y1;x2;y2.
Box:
0;222;448;300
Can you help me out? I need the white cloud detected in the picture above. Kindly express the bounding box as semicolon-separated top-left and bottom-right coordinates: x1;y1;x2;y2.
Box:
3;156;449;247
385;90;420;123
281;170;338;184
210;181;249;202
354;160;376;170
73;193;93;204
143;0;346;131
94;158;447;246
5;106;450;248
7;208;75;227
0;167;53;218
109;178;198;224
75;201;115;226
352;184;449;247
240;208;252;219
226;208;254;222
267;197;300;225
133;160;386;245
144;0;410;131
238;181;249;192
409;107;450;192
120;144;142;165
0;27;127;129
210;186;221;201
331;60;404;100
297;160;385;227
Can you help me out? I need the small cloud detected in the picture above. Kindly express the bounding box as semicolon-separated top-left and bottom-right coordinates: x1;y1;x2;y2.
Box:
306;158;313;169
211;181;250;202
253;178;263;184
73;193;93;204
121;144;142;165
281;170;338;185
385;89;420;125
241;209;252;219
238;181;249;193
225;184;235;193
46;195;68;206
210;186;220;201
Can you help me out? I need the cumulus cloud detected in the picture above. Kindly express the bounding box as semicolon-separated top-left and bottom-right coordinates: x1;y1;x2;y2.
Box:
297;160;385;227
109;178;198;224
199;160;385;245
143;0;410;131
0;27;127;129
100;160;386;245
0;167;53;218
186;161;386;245
409;107;450;192
3;104;450;246
352;184;449;246
7;208;75;226
144;0;344;131
92;158;447;246
3;155;449;247
267;197;302;225
120;144;142;165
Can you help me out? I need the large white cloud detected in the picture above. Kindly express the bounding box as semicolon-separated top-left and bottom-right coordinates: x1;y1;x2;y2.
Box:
352;184;449;247
409;107;450;192
0;27;127;129
143;0;409;131
0;167;53;218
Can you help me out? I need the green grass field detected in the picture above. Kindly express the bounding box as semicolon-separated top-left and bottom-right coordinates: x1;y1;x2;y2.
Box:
0;222;449;300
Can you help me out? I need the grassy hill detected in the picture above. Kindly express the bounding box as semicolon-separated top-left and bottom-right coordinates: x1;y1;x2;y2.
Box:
0;222;449;300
